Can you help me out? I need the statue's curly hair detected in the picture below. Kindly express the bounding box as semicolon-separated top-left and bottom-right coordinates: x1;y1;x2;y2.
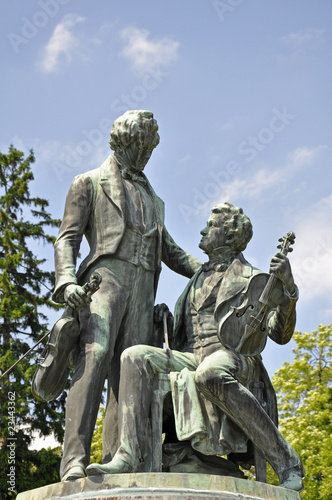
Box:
109;110;160;152
211;202;253;251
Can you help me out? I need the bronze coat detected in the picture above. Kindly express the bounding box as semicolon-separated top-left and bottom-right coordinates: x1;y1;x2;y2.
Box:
53;155;201;302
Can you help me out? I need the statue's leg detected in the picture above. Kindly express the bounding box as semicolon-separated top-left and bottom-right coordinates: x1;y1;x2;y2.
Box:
194;348;303;487
87;345;197;475
102;267;156;461
60;265;130;480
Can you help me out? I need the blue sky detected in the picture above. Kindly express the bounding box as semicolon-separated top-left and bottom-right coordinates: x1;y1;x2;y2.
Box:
1;0;332;377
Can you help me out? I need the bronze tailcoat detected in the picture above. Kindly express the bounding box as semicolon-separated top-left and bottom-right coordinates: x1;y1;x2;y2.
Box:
53;154;201;303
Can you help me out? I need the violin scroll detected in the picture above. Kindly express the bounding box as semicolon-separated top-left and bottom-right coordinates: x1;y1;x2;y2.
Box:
277;231;296;256
82;271;102;295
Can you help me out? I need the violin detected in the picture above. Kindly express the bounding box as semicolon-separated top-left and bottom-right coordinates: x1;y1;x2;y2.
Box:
32;272;102;401
219;232;295;357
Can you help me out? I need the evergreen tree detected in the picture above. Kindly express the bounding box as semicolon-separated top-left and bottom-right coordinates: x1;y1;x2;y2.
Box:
0;146;65;498
272;324;332;499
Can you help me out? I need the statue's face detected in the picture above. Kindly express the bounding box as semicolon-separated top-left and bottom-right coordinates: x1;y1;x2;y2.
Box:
121;137;156;172
135;145;154;171
199;213;228;254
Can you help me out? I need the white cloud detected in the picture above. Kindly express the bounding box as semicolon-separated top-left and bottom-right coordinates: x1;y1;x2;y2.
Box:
120;27;179;73
280;28;324;49
278;28;324;61
215;168;284;203
216;145;325;203
287;145;326;167
38;14;85;73
290;194;332;302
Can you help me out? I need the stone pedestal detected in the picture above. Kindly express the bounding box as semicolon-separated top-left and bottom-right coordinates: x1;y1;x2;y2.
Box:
16;473;301;500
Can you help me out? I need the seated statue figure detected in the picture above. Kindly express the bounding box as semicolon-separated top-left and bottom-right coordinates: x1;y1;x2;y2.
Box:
87;202;305;492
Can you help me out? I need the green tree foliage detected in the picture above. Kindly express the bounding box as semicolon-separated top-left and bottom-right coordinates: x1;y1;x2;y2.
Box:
272;324;332;499
90;406;105;464
0;146;65;498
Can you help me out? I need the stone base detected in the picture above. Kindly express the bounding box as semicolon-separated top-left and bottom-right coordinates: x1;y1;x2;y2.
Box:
16;473;301;500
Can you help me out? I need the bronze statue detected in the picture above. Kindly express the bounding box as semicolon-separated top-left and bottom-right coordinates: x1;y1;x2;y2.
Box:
87;203;305;492
42;110;202;481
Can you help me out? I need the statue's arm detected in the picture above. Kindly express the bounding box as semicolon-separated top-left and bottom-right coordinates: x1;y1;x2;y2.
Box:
161;226;202;278
267;286;298;345
52;175;93;303
267;252;298;345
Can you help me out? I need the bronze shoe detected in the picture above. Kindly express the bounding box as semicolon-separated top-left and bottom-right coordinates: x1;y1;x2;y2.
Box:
86;454;133;476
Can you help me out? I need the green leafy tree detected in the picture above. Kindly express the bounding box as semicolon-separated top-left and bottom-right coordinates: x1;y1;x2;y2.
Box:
0;146;65;498
272;324;332;499
90;406;105;463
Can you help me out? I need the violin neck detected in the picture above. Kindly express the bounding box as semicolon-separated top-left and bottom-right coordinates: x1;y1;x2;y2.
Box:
258;235;293;306
259;273;277;306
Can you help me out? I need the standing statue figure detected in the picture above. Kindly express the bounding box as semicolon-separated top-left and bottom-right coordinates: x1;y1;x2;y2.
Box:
52;110;202;481
87;203;305;492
